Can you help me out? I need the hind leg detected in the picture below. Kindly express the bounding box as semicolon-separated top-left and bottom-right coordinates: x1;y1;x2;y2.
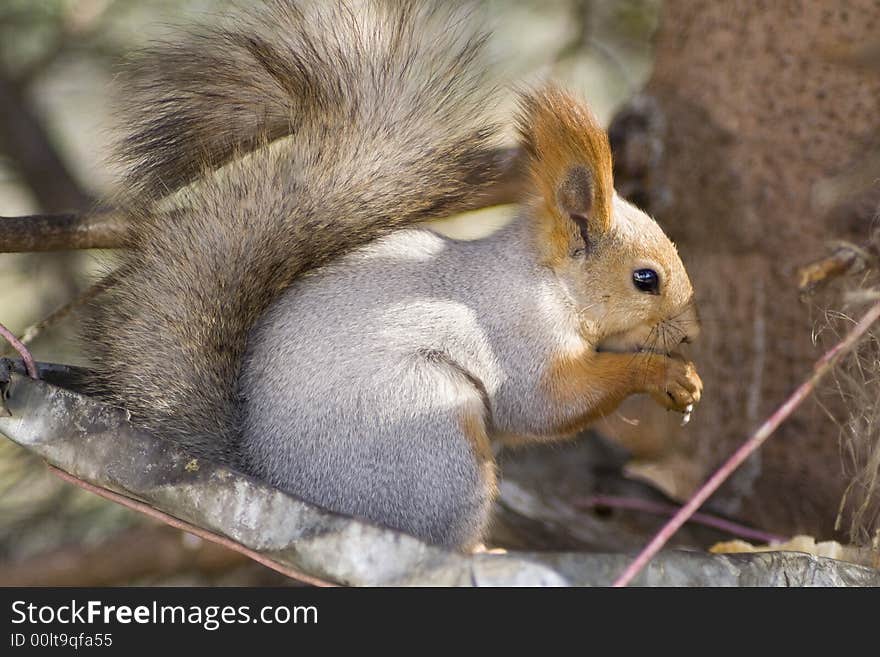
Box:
371;401;497;549
345;360;497;549
240;354;497;550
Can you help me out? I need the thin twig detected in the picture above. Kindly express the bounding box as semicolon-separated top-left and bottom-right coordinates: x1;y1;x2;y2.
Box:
0;322;38;379
612;299;880;587
575;495;788;545
10;271;117;350
47;465;335;587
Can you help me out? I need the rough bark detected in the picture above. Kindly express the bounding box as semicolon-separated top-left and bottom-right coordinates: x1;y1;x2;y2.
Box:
605;0;880;540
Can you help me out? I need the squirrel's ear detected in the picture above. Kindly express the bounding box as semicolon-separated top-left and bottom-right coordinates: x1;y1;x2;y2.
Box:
517;85;614;260
556;165;596;251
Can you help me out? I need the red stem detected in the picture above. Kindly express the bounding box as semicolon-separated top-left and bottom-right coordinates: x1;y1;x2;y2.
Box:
576;495;787;545
612;299;880;587
47;465;335;587
0;321;38;378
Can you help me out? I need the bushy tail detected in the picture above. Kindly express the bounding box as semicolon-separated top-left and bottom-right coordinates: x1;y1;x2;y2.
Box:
86;0;501;462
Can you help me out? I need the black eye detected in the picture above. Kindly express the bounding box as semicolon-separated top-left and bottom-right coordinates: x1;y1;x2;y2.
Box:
633;268;660;294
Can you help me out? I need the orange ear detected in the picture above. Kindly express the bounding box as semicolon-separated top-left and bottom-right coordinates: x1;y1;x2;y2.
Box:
517;85;613;264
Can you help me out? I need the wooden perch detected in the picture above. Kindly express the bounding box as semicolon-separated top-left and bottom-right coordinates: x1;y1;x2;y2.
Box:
4;364;877;585
3;360;880;586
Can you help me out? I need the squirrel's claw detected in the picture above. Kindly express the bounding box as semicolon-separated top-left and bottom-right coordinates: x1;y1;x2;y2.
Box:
681;403;694;426
651;356;702;415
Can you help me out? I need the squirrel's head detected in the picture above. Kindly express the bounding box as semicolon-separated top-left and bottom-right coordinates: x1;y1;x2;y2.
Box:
518;85;699;355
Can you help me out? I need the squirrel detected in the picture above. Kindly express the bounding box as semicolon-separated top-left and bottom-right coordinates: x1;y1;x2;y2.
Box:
84;0;702;550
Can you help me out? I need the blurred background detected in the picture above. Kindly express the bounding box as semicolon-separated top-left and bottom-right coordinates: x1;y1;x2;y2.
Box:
1;0;878;584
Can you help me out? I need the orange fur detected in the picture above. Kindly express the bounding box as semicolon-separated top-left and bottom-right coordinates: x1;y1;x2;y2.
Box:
517;85;614;266
543;350;670;436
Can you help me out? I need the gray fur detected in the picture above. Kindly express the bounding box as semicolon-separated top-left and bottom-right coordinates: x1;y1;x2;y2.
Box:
85;0;700;549
241;219;575;547
85;0;501;464
241;191;699;548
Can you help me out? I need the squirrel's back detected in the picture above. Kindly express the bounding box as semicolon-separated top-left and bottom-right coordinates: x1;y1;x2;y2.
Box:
85;0;501;462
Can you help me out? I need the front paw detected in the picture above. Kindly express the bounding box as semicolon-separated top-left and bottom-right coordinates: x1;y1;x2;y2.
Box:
649;356;702;413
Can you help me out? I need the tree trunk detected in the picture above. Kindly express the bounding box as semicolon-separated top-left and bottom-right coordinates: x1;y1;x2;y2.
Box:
606;0;880;540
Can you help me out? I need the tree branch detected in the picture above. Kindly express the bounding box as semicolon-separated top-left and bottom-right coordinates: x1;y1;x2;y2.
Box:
0;148;523;253
0;210;128;252
2;369;880;586
797;241;874;294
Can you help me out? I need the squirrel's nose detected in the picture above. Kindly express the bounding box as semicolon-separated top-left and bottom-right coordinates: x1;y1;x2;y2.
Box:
678;303;701;345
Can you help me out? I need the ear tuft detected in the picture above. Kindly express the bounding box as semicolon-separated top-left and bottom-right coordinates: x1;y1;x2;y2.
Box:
516;85;614;261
